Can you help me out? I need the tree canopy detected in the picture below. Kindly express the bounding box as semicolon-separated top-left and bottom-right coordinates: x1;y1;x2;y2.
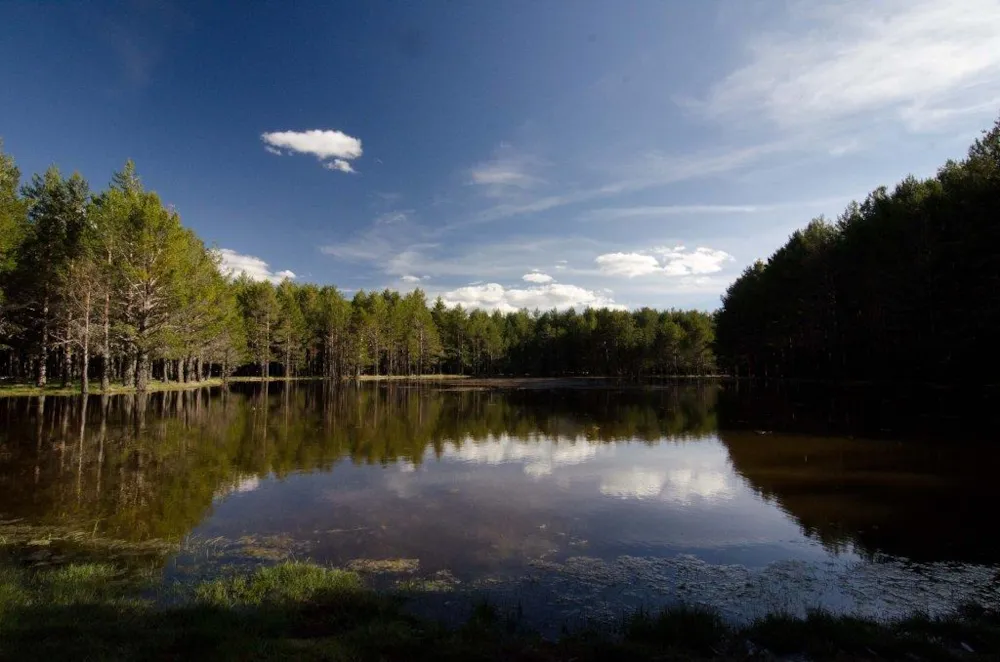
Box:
715;115;1000;384
0;150;717;391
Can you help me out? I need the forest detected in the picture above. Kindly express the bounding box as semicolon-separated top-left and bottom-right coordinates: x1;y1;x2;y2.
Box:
0;146;716;393
715;116;1000;384
5;115;996;393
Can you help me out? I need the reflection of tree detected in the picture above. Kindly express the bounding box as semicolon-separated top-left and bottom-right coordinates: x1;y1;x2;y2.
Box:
0;384;718;542
717;380;996;442
719;430;1000;563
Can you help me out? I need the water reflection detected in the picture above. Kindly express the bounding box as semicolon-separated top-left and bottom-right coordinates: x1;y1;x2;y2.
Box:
0;382;997;572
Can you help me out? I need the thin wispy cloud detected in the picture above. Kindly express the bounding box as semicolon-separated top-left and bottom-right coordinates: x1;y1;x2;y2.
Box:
446;140;789;232
468;143;545;196
583;196;853;222
700;0;1000;133
261;129;363;173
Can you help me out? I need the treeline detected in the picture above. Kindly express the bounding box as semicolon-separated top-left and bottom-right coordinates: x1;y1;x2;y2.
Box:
715;116;1000;384
0;145;716;393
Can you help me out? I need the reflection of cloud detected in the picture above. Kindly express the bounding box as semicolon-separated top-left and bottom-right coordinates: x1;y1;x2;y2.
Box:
447;434;606;477
600;467;734;502
600;469;666;499
662;469;732;503
214;475;261;499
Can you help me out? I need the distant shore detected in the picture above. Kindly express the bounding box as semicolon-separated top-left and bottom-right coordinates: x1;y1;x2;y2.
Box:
0;378;226;398
0;374;726;398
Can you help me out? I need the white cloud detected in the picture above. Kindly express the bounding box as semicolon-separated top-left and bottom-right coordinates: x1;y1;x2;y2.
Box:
656;246;734;276
595;253;661;278
441;282;621;313
216;248;296;284
596;246;733;278
702;0;1000;132
522;271;553;284
264;145;283;156
261;128;363;172
401;275;423;283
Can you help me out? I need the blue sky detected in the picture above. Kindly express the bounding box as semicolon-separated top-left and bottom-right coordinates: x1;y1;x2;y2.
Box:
3;0;999;311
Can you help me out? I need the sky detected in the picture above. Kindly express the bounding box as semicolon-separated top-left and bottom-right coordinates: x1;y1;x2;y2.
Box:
3;0;999;312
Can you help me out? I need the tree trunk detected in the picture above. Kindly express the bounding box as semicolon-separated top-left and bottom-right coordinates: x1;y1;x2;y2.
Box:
136;348;149;392
124;352;136;388
62;314;72;388
81;286;91;395
100;290;110;392
37;294;49;387
263;315;270;380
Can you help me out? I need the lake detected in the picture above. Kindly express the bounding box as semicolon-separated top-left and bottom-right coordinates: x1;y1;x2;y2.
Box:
1;381;998;628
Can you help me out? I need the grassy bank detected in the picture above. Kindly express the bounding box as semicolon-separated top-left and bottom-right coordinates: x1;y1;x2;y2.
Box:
0;378;225;398
0;559;997;661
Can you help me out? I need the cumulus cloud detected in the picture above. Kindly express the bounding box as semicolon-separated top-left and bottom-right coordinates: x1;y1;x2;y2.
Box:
657;246;734;276
261;129;363;172
596;246;733;278
522;270;553;284
216;248;296;284
595;253;661;278
701;0;1000;132
441;282;621;313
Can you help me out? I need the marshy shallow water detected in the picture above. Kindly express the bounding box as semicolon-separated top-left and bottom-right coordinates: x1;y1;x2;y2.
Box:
1;381;998;629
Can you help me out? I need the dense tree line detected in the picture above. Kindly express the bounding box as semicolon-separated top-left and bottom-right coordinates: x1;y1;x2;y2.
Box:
0;147;717;392
715;116;1000;384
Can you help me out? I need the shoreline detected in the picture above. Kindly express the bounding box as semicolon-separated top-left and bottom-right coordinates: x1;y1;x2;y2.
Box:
0;374;726;398
0;378;226;398
0;554;996;660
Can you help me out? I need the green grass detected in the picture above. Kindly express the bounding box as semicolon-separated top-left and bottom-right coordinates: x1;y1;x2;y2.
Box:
0;558;997;660
194;562;366;606
0;378;224;397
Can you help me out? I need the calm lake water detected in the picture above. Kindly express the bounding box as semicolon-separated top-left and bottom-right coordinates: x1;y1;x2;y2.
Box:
2;381;998;626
